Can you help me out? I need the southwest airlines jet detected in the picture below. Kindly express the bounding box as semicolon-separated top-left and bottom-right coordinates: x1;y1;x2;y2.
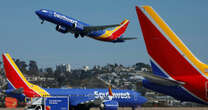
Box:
35;9;136;43
2;53;146;110
136;5;208;104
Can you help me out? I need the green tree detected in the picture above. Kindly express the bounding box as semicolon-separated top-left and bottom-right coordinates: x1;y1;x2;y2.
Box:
29;60;39;75
15;59;28;73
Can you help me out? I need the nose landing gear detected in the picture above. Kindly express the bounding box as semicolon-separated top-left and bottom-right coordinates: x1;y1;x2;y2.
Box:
41;20;44;24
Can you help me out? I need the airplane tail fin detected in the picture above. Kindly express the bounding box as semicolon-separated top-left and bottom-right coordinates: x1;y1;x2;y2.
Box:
109;19;129;40
2;53;49;97
108;84;113;101
136;6;208;79
136;6;208;103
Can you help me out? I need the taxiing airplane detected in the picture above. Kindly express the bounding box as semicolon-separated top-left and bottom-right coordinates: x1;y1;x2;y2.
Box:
2;53;147;110
35;9;136;43
136;5;208;104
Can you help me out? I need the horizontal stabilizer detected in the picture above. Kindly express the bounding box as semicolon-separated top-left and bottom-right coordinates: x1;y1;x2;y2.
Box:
2;88;23;95
84;24;120;32
11;88;24;94
137;72;185;86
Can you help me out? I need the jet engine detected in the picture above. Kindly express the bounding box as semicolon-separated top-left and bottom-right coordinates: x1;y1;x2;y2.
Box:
72;23;77;28
101;100;118;110
56;25;68;33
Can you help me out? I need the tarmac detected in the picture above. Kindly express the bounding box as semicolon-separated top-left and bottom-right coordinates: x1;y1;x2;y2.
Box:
119;107;208;110
0;107;208;110
3;107;208;110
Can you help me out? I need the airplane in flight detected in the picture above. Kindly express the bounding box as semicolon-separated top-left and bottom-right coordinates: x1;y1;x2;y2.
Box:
136;5;208;104
35;9;136;43
2;53;147;110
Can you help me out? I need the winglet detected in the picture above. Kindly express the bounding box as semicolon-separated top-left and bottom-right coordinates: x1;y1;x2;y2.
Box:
120;19;129;25
108;85;113;96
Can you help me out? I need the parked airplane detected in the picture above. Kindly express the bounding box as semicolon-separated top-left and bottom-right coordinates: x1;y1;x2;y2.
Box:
2;53;147;110
136;5;208;104
35;9;136;43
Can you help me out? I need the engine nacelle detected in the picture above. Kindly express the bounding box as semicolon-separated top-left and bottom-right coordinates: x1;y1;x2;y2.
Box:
72;23;77;28
103;100;118;110
56;25;68;33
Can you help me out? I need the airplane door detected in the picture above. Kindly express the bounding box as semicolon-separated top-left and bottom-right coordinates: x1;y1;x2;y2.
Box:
134;92;137;101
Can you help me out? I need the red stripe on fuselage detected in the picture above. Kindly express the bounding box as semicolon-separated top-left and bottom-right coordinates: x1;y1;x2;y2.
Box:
136;7;208;102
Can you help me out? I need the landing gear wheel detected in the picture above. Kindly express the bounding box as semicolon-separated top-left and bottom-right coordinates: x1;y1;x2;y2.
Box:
41;20;44;24
75;34;79;38
35;106;41;110
80;33;84;38
132;107;136;110
56;25;59;30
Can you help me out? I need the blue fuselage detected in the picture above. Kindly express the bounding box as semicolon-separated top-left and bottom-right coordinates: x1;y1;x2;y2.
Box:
35;9;105;38
45;88;146;107
8;88;146;107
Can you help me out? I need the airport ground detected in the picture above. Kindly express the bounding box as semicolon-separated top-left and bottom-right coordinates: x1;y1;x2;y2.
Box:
2;107;208;110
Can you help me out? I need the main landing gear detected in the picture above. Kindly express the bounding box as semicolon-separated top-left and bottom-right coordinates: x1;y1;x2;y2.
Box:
80;33;84;38
74;33;79;38
74;33;84;38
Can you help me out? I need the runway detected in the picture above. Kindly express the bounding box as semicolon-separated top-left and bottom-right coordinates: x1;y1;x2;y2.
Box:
118;107;208;110
4;107;208;110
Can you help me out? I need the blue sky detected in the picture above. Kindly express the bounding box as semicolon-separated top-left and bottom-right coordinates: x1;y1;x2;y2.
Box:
0;0;208;69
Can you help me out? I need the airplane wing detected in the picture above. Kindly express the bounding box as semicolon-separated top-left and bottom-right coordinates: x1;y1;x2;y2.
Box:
117;37;137;40
137;72;185;86
70;96;97;106
83;24;120;32
11;88;24;94
70;85;114;107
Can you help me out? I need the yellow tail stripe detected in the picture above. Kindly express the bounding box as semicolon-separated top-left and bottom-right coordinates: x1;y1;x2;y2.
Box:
142;6;208;76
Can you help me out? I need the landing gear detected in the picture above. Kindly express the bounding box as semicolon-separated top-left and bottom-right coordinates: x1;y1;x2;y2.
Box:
132;107;136;110
74;33;84;38
41;20;44;24
80;33;84;38
74;33;79;38
35;106;41;110
71;105;89;110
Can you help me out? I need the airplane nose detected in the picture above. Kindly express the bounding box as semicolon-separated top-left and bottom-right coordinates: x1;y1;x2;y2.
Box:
35;10;40;16
133;92;147;105
138;96;147;105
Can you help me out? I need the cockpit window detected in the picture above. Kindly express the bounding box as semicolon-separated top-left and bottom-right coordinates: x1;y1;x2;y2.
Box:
41;10;48;13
